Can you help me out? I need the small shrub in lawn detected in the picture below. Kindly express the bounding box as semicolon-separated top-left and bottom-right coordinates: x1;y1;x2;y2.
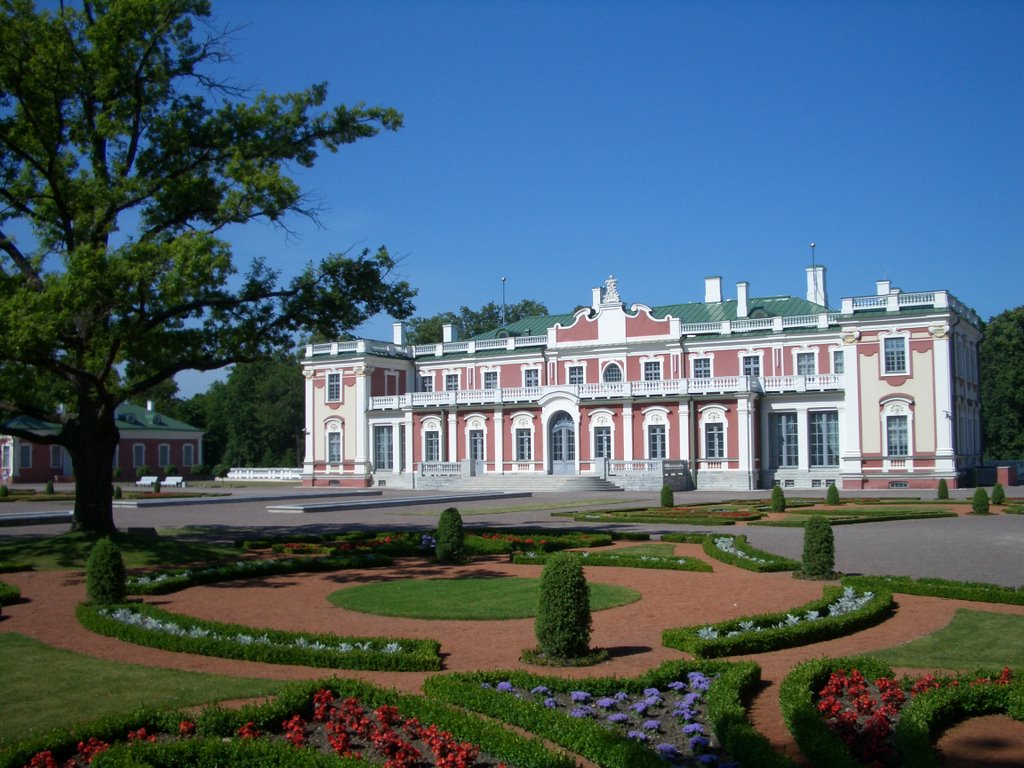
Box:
937;478;949;499
86;538;127;604
0;485;8;498
802;516;835;579
153;479;161;494
45;480;54;495
435;507;465;563
825;483;840;505
991;483;1005;505
534;553;592;660
113;485;122;499
771;485;786;513
660;483;674;507
971;487;990;514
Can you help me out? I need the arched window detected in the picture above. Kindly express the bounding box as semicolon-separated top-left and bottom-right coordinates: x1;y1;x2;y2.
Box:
602;363;623;383
325;421;343;464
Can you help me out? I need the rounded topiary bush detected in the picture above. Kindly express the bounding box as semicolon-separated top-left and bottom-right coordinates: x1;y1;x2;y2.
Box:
972;487;990;514
825;483;840;505
45;480;54;495
771;485;786;513
937;478;949;500
534;553;592;660
435;507;465;563
802;516;835;579
991;483;1006;506
0;485;8;498
86;538;126;604
660;483;674;508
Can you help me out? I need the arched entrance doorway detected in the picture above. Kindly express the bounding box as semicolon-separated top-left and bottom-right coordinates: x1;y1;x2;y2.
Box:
549;411;576;475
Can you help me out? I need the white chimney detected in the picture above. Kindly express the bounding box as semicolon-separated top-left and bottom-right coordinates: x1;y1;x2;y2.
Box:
592;286;603;310
736;282;749;318
805;265;827;307
392;321;407;345
442;323;458;343
876;279;891;296
704;276;722;303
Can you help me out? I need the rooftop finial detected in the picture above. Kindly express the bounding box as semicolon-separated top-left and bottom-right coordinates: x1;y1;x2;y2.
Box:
603;275;620;303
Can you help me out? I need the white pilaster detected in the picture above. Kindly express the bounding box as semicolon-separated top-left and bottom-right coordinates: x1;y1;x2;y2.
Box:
403;411;414;473
447;411;458;462
737;397;753;474
797;408;810;472
354;368;369;476
840;338;863;482
930;325;957;476
678;401;690;461
391;423;402;474
623;404;634;461
494;408;504;474
302;370;316;476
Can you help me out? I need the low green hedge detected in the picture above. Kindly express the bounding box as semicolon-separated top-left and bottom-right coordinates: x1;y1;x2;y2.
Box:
77;602;441;671
749;508;956;527
92;737;363;767
1;677;574;768
0;578;21;606
843;574;1024;606
0;561;32;573
424;659;792;768
127;553;392;595
661;533;800;572
661;586;893;658
511;550;713;572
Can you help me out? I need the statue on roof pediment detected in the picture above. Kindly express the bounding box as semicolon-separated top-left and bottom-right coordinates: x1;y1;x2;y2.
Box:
603;275;620;304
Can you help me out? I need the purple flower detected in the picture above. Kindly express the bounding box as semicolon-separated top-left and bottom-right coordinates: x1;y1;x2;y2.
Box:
496;681;514;692
627;730;648;742
543;697;558;709
682;692;702;708
673;707;694;721
667;680;686;691
569;706;594;718
642;719;661;731
689;735;710;750
697;755;719;766
644;694;663;706
607;712;629;723
629;701;649;714
614;691;629;701
480;683;492;689
595;697;617;709
643;687;661;697
655;743;678;757
688;671;711;691
570;690;591;702
530;685;549;695
683;722;705;735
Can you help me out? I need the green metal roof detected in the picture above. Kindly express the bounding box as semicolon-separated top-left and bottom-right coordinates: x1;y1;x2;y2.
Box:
3;403;200;433
470;312;577;340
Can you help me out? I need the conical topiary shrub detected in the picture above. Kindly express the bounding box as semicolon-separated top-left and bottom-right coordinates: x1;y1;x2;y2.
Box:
937;478;949;500
86;538;126;604
771;485;786;513
826;483;840;506
802;516;835;579
991;483;1005;506
534;553;592;660
971;487;990;514
435;507;465;563
660;484;674;508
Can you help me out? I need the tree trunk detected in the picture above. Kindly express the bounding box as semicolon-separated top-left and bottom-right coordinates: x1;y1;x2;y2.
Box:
64;404;119;534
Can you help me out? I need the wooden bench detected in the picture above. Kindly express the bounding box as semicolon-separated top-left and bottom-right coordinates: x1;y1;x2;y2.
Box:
163;476;185;487
135;475;158;487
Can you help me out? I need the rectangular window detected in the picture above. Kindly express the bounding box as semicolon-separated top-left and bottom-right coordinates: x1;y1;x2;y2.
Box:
420;375;433;392
594;426;611;459
374;425;393;469
832;349;845;374
424;430;440;462
771;413;799;468
515;428;532;461
327;431;342;464
643;361;661;381
887;415;909;456
327;373;341;402
742;355;761;377
19;443;32;469
133;444;145;468
796;352;816;375
50;445;64;470
483;371;498;389
692;358;711;379
1;443;10;471
444;374;459;391
523;369;539;387
568;365;584;385
647;425;666;459
809;411;840;467
884;337;907;374
183;444;195;467
704;423;725;459
158;444;170;468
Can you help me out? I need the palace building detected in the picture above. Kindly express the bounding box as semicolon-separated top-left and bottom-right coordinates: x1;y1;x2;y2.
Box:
300;267;982;491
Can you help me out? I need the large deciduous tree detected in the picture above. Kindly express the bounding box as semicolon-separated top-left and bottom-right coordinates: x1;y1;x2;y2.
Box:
0;0;415;532
980;306;1024;460
405;299;549;345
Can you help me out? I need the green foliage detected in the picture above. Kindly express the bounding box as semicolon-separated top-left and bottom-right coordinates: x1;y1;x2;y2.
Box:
434;507;465;563
660;483;675;507
152;479;161;494
162;464;177;476
213;463;231;479
85;538;126;605
405;299;549;344
0;485;7;498
980;306;1024;460
135;465;151;480
841;574;1024;606
112;485;122;499
802;516;835;578
771;485;786;512
937;478;949;499
971;486;990;514
534;554;592;660
463;529;613;556
825;483;840;505
662;588;893;658
0;579;20;606
44;480;54;495
513;550;713;572
991;482;1006;505
663;533;801;572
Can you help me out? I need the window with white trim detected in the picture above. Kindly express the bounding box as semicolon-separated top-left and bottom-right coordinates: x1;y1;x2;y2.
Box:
647;424;667;459
158;444;170;468
50;445;64;470
742;355;760;377
809;411;840;467
523;368;539;387
704;423;725;459
326;373;341;402
515;429;532;461
374;425;393;469
883;337;907;374
796;352;816;375
183;444;195;467
568;365;584;385
832;349;845;374
643;361;661;381
602;363;623;382
594;426;612;459
886;415;909;456
692;358;711;379
326;424;343;464
424;430;441;462
483;371;498;389
770;413;798;468
444;373;459;391
132;444;145;468
19;442;32;469
419;375;434;392
1;442;10;472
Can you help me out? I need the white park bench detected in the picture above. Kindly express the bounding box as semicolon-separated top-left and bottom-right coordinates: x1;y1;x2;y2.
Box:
135;476;158;487
163;476;185;487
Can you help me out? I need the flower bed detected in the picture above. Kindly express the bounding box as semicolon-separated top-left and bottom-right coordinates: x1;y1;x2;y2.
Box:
77;602;442;671
662;586;893;658
2;678;574;768
465;530;614;556
511;550;712;572
424;659;793;768
661;533;800;572
842;574;1024;606
564;507;763;525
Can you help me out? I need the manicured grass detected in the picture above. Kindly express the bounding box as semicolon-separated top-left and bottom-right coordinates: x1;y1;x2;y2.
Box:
868;609;1024;670
328;576;641;619
0;531;238;570
582;542;677;558
0;633;284;747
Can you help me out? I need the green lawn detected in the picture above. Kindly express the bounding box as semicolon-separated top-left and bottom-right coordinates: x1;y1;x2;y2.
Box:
868;609;1024;670
583;542;677;558
0;531;239;570
328;576;641;620
0;633;284;747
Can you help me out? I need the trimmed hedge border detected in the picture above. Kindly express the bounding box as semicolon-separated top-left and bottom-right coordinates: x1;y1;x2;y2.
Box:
661;533;801;572
0;578;21;606
423;659;794;768
511;550;713;572
465;529;615;556
77;602;442;671
661;586;894;658
843;574;1024;606
749;509;957;527
0;677;574;768
127;553;393;595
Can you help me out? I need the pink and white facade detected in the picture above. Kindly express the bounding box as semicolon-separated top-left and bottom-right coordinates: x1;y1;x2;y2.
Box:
301;269;982;491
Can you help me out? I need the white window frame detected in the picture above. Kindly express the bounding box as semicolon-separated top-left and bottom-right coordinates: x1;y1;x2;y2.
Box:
482;370;499;389
741;354;761;377
567;364;584;385
523;368;540;388
699;406;728;462
326;372;342;402
881;398;914;469
511;412;535;464
444;373;459;392
19;442;32;470
589;410;615;461
419;373;434;392
770;412;799;468
795;350;817;376
464;416;488;465
50;445;64;470
421;416;442;463
642;407;670;460
182;443;195;468
601;362;623;383
132;444;145;468
831;347;845;375
882;335;909;376
374;424;394;470
325;420;343;464
158;443;171;468
642;359;662;382
691;356;712;379
809;410;840;467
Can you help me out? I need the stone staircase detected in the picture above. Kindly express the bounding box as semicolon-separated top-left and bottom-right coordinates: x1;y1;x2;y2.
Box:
414;473;623;492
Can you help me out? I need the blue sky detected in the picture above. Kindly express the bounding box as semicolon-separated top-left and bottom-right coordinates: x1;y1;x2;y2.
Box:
181;0;1022;393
